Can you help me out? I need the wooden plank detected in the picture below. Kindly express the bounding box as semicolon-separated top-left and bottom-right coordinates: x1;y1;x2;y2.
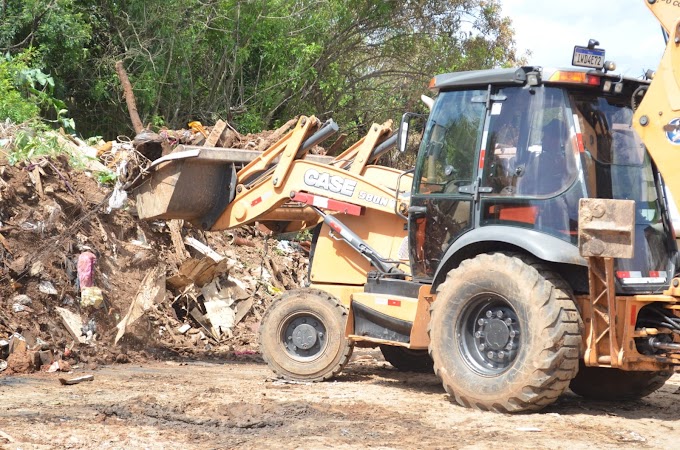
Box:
204;120;228;147
168;219;189;261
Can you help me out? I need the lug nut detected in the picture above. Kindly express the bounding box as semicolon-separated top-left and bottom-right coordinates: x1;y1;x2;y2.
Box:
487;351;494;359
478;318;486;326
504;318;512;325
486;311;493;318
475;331;484;338
509;330;516;338
496;311;503;318
498;351;505;359
479;344;486;351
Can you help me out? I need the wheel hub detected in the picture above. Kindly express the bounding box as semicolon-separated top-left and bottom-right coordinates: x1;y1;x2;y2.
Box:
460;297;521;374
292;323;317;350
281;314;327;361
483;318;511;350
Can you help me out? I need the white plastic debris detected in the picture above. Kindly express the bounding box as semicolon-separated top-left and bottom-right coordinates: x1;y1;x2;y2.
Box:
106;182;128;213
39;280;58;295
12;294;32;305
276;240;294;254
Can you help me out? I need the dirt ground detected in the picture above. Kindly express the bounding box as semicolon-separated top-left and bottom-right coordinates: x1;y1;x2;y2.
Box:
1;349;680;450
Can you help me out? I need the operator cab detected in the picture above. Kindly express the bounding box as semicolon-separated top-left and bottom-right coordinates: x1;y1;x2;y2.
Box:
406;62;677;295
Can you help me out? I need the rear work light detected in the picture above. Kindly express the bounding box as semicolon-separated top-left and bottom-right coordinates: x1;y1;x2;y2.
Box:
548;71;600;86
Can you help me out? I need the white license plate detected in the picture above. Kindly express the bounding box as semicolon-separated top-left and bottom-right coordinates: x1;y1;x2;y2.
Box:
572;46;605;69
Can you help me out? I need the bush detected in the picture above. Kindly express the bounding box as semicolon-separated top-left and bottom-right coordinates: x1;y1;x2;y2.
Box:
0;53;40;123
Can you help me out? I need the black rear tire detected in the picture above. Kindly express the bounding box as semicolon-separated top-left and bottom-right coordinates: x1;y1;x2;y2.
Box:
380;345;434;373
569;366;672;400
259;288;353;381
429;253;583;412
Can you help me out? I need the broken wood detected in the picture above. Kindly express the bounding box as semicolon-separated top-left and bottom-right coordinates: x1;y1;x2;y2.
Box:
166;257;231;289
263;258;284;290
184;237;224;262
204;120;228;147
327;133;348;155
256;117;298;151
59;374;94;385
168;220;190;260
218;129;240;148
30;166;44;197
115;60;144;134
0;232;11;255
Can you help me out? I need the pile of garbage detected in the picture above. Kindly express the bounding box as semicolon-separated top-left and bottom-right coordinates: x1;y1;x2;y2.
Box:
0;121;313;375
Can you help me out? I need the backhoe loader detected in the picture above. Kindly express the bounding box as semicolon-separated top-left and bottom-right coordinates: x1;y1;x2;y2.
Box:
130;0;680;412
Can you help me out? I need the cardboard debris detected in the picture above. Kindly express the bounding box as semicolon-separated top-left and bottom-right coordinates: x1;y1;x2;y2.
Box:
234;298;254;326
115;265;166;344
167;257;232;289
203;300;235;339
189;308;215;340
55;307;88;344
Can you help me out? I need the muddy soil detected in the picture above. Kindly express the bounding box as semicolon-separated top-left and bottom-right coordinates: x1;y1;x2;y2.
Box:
1;349;679;450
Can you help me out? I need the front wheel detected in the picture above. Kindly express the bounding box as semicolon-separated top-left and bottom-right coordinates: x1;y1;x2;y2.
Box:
429;253;583;412
259;288;353;381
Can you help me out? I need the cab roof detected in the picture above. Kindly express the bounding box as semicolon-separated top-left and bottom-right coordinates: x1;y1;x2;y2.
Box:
429;66;648;91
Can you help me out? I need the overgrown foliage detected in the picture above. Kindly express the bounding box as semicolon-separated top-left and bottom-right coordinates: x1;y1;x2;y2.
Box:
0;0;520;143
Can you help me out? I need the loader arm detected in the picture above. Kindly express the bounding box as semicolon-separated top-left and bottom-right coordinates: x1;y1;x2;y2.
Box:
212;120;404;230
633;1;680;214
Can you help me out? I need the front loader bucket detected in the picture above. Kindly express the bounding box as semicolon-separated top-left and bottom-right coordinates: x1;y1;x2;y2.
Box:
132;147;237;230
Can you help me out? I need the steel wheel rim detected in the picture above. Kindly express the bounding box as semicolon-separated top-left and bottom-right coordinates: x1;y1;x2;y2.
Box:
280;311;328;362
457;293;520;376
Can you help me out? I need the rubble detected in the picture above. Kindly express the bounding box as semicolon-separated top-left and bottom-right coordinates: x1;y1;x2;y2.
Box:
1;118;314;374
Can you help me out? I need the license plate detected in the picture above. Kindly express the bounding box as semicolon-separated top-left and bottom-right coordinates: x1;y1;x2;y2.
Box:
572;46;605;69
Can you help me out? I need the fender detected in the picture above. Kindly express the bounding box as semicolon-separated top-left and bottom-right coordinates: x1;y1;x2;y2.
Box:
431;225;587;290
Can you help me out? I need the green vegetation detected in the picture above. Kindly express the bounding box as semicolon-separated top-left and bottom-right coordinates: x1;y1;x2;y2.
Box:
0;0;521;145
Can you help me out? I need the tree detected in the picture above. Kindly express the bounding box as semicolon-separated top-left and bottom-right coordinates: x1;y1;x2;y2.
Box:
1;0;520;141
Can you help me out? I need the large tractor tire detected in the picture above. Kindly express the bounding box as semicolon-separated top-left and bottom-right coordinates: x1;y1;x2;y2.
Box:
380;345;434;373
259;288;353;382
569;366;672;401
429;253;583;413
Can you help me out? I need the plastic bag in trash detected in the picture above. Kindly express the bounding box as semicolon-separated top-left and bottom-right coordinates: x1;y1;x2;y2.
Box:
80;286;104;308
77;251;97;288
106;182;128;213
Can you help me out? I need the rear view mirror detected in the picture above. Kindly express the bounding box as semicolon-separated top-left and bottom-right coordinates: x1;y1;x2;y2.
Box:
398;117;410;153
398;112;428;154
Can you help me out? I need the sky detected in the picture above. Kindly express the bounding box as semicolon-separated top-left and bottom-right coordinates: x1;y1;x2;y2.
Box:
499;0;667;78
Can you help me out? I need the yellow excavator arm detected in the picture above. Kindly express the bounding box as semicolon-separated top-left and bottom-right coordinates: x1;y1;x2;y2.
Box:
633;1;680;222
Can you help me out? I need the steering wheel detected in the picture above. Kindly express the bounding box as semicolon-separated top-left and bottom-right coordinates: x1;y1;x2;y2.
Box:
443;179;471;193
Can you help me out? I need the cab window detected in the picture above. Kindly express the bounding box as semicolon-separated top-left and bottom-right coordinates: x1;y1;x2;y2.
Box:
481;86;578;197
415;90;485;194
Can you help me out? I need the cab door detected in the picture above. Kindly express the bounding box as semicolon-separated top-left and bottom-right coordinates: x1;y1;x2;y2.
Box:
408;89;487;280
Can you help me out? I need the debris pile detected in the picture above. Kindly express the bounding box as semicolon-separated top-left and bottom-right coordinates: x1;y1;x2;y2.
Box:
0;121;314;375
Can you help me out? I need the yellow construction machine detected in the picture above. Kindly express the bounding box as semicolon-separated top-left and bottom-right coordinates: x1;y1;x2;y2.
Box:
130;0;680;412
